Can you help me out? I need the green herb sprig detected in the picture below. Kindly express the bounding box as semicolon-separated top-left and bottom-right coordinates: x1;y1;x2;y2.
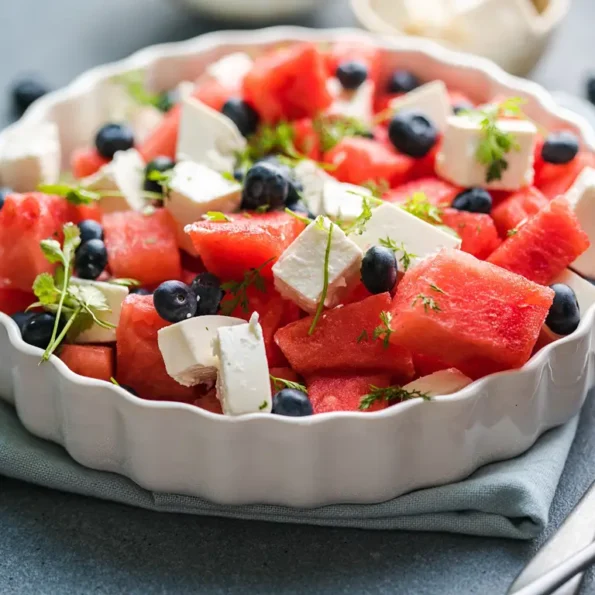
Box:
38;182;162;206
359;384;432;410
378;237;417;271
114;71;172;112
412;294;442;313
313;115;370;153
269;375;308;394
401;192;443;224
373;311;394;349
220;258;274;315
308;218;334;335
203;211;232;222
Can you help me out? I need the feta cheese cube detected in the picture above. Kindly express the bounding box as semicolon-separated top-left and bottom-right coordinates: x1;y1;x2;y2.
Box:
389;81;451;133
168;161;241;254
327;79;375;126
128;105;164;144
206;52;253;89
212;313;272;416
293;160;334;216
70;278;129;344
402;368;473;397
82;149;145;213
436;115;537;191
350;202;461;268
273;216;363;313
565;166;595;279
176;95;246;173
158;315;246;386
322;181;371;222
0;122;60;191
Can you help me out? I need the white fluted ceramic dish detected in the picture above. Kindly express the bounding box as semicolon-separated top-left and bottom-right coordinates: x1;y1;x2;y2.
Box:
0;27;594;508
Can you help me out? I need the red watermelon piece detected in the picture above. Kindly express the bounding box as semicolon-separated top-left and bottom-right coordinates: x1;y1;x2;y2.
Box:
71;147;110;179
307;373;391;413
187;211;305;281
116;294;199;402
269;366;300;394
487;197;590;285
193;388;223;414
243;43;332;123
275;293;414;380
0;284;35;315
412;352;450;377
324;40;382;85
384;176;460;206
535;151;595;199
323;137;414;187
441;208;501;260
193;80;234;112
342;280;374;305
103;209;181;286
138;104;180;162
389;249;554;379
293;118;322;161
59;345;114;382
491;187;549;236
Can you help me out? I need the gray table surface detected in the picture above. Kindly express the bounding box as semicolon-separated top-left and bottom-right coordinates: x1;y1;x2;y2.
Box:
1;0;595;593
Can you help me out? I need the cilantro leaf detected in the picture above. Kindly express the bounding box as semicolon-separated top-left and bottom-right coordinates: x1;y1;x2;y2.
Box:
401;192;442;224
32;273;60;305
372;311;394;349
345;196;374;236
219;258;273;316
313;115;370;152
359;384;432;410
269;375;308;394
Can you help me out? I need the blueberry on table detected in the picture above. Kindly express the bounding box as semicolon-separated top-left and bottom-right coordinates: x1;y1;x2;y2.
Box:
95;123;135;160
336;60;368;90
387;70;420;94
272;389;313;417
78;219;104;244
75;239;108;280
10;311;35;334
221;98;260;137
546;283;580;336
130;287;151;296
452;188;493;214
241;162;290;211
144;156;175;193
12;78;49;115
153;280;198;323
541;132;579;165
190;272;225;316
21;312;63;350
0;186;11;211
361;246;398;295
388;110;438;158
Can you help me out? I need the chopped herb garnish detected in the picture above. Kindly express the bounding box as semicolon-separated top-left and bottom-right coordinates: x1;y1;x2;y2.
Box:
220;258;274;315
373;311;394;349
313;115;370;152
357;329;369;343
362;179;389;199
308;218;334;335
113;70;168;111
38;182;162;206
203;211;232;222
378;237;417;271
284;207;311;225
147;169;173;200
269;375;308;394
359;384;432;410
401;192;442;224
110;377;120;386
345;196;374;236
108;278;141;287
259;400;268;411
507;227;519;237
412;294;442;313
429;283;446;294
255;204;271;214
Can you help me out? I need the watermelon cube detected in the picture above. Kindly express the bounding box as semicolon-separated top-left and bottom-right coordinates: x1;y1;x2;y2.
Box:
389;249;554;379
70;147;110;179
440;208;501;260
307;373;392;413
491;187;549;236
0;285;35;315
323;137;414;187
116;294;200;402
138;104;180;163
535;151;595;199
488;197;590;285
59;345;114;382
193;79;234;112
187;211;305;282
384;176;460;206
103;209;182;286
243;43;332;123
293;118;322;161
193;388;223;414
275;293;414;380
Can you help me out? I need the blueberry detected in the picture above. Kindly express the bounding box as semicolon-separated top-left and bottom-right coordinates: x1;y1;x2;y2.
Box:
361;246;398;295
144;156;175;193
286;200;315;220
387;70;420;94
388;110;438;158
78;219;104;244
453;101;473;115
21;312;63;349
221;98;260;137
12;78;49;115
156;89;177;113
587;76;595;106
130;287;151;296
336;60;368;90
541;132;579;165
95;123;135;160
0;187;11;211
233;168;245;183
272;389;313;417
546;284;580;336
241;162;290;211
75;239;108;280
119;384;139;396
10;311;34;334
190;272;225;316
452;188;493;214
153;281;198;323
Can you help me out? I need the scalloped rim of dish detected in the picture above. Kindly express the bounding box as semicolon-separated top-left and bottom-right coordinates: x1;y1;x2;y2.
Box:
2;26;594;426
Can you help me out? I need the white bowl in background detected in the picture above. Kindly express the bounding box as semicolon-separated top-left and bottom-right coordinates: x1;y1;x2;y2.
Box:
351;0;571;76
172;0;319;21
1;27;594;508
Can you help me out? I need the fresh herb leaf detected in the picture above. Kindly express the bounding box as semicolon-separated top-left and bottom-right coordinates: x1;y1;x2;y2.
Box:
372;311;394;349
147;169;173;201
313;115;370;152
378;237;417;271
220;258;274;315
345;196;374;236
429;283;446;294
114;70;165;110
255;204;270;214
507;227;519;237
357;329;369;343
259;400;268;411
110;377;120;386
203;211;232;222
38;183;101;206
284;207;311;225
412;294;442;313
269;375;308;394
308;220;334;335
362;179;389;199
359;384;432;410
108;278;141;287
401;192;442;224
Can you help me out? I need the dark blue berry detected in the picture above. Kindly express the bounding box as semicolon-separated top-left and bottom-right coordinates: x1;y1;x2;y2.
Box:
78;219;104;244
361;246;398;295
130;287;151;295
586;76;595;106
233;168;245;182
0;187;11;211
95;123;135;160
286;199;315;220
272;389;313;417
153;281;198;323
75;239;108;280
144;156;175;193
12;78;49;115
190;272;225;316
10;311;35;334
546;284;580;336
21;312;63;349
453;101;473;115
119;384;139;396
452;188;493;214
387;70;420;94
388;110;438;158
541;132;579;165
336;61;368;90
156;90;177;113
221;98;260;137
241;162;290;211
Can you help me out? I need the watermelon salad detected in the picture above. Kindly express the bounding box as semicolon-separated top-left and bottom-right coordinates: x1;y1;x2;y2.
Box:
1;41;594;418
